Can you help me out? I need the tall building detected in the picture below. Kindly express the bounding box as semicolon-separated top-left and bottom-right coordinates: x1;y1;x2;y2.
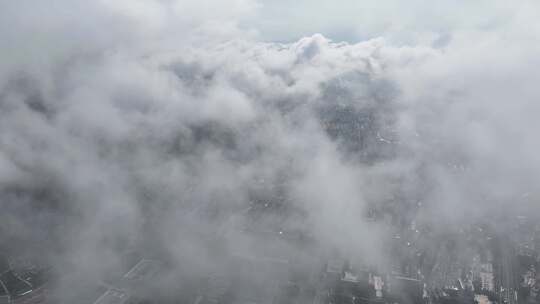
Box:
479;263;495;292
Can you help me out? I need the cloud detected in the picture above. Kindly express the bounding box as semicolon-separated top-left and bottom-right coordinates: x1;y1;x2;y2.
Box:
1;0;540;301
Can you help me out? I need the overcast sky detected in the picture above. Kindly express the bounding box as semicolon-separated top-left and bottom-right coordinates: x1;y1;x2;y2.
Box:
251;0;534;43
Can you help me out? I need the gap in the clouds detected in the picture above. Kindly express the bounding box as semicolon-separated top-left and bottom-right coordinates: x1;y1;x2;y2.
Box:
238;20;371;44
238;18;449;49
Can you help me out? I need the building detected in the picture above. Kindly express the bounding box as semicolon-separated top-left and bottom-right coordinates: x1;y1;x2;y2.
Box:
93;289;129;304
372;275;384;298
479;263;495;292
0;270;33;303
386;276;423;304
123;259;163;281
93;259;164;304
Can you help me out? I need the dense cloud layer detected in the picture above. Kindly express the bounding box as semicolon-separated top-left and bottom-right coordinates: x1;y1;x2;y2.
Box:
1;0;539;301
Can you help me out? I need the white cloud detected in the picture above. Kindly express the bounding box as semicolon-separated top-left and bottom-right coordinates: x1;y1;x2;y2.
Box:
1;0;540;299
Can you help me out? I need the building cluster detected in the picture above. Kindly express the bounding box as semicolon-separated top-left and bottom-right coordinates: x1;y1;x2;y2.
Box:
514;217;540;303
190;253;427;304
321;257;425;304
3;183;540;304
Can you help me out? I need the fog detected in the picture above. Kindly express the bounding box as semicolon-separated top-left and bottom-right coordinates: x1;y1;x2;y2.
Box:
1;1;539;303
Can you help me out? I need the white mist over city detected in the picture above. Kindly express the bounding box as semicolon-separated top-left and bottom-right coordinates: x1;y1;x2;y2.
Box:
1;1;540;304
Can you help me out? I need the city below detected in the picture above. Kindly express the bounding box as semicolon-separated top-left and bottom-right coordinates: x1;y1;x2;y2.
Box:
1;207;539;304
